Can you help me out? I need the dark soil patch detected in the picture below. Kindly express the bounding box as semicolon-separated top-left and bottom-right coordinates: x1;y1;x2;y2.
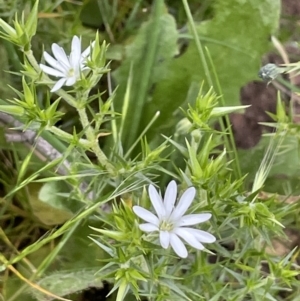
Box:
80;283;111;301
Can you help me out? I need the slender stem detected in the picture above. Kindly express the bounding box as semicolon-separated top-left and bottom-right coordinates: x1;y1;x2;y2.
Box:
77;106;115;173
56;90;77;108
206;50;242;180
25;47;115;174
76;68;115;171
182;0;213;86
125;111;160;159
24;49;40;70
36;220;81;277
48;125;91;148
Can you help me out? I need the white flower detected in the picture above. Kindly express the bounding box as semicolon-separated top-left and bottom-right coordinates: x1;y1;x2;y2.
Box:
133;180;216;258
40;36;93;92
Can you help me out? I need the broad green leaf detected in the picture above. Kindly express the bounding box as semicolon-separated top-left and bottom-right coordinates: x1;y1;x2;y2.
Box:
26;182;74;225
60;223;108;270
30;268;103;301
143;0;280;140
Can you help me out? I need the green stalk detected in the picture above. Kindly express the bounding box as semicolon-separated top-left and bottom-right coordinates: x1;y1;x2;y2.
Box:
206;50;242;180
24;49;40;70
48;125;90;148
36;220;81;277
125;111;160;159
181;0;213;87
77;106;115;174
24;49;115;174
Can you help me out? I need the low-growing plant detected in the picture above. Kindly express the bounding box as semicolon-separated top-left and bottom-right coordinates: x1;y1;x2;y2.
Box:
1;1;300;301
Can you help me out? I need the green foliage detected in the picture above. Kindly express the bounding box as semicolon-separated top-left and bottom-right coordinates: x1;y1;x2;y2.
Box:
0;1;299;301
239;95;300;194
0;0;39;50
26;182;74;225
141;0;280;140
31;269;103;301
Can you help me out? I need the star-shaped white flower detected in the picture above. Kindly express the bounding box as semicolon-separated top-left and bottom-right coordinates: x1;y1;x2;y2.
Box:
133;180;216;258
40;36;93;92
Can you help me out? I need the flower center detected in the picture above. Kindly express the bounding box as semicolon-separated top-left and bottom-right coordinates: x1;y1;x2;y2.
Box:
68;68;75;77
159;220;174;232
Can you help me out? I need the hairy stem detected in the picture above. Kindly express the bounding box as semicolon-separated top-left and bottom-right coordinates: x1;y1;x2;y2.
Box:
77;106;115;174
48;125;91;148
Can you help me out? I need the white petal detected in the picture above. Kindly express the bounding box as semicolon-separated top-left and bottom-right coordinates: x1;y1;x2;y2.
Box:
52;44;70;68
174;228;205;250
139;223;158;232
71;36;81;55
159;231;170;249
43;51;67;74
178;213;212;226
81;65;90;71
40;64;65;77
133;206;159;226
148;184;165;219
65;76;77;86
163;180;177;217
187;228;216;243
169;233;188;258
50;78;66;92
170;187;196;221
70;36;81;70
